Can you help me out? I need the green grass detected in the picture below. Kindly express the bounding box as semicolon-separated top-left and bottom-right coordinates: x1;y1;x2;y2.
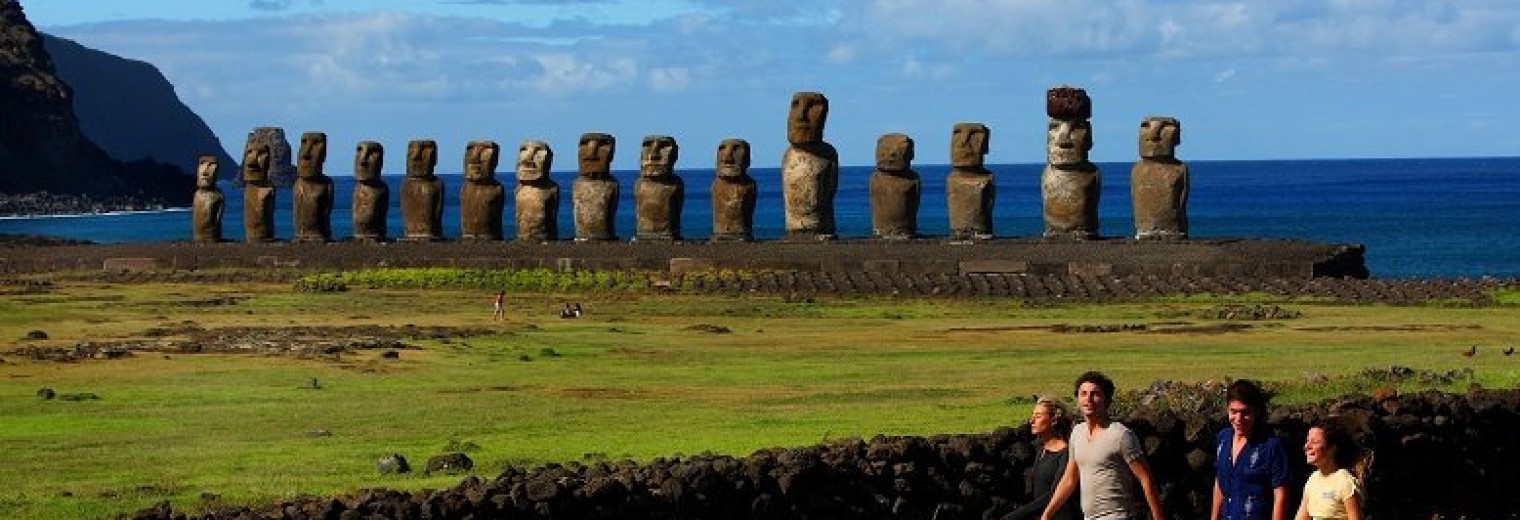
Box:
1;280;1517;518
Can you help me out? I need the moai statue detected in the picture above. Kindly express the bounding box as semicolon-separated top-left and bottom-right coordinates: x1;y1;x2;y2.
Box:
351;141;389;242
1131;116;1188;240
710;138;757;242
246;127;297;188
869;133;920;240
292;132;334;242
780;91;839;241
634;135;683;241
514;139;559;242
190;155;224;243
240;140;276;242
1041;86;1101;240
572;132;619;241
946;123;995;241
400;139;445;241
459;140;505;241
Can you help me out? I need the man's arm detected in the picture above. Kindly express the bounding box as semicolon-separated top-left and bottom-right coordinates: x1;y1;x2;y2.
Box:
1272;485;1288;520
1210;479;1223;520
1039;458;1080;520
1128;457;1166;520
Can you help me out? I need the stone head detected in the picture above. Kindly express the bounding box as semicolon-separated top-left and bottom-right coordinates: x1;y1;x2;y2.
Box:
577;132;615;177
715;138;751;178
1046;86;1091;120
196;155;218;188
241;142;271;183
353;141;384;182
1047;118;1093;166
639;135;679;178
296;131;327;178
516;140;554;182
786;91;829;145
406;139;438;178
463;140;500;182
875;133;914;172
950;123;990;169
1139;116;1181;160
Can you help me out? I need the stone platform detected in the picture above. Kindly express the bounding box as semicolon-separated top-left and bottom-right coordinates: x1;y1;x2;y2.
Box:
1;238;1368;279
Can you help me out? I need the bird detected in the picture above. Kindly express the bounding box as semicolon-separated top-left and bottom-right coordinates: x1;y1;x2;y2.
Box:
1462;345;1477;357
1504;347;1515;356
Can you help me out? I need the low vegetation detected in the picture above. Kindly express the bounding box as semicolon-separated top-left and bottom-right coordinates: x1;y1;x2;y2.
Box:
0;271;1516;518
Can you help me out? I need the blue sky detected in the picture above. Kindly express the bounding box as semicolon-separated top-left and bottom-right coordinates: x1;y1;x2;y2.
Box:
25;0;1520;171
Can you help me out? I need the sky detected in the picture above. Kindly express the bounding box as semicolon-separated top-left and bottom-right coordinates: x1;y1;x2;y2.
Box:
23;0;1520;172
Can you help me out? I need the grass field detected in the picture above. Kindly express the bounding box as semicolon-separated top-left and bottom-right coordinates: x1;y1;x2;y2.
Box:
1;278;1517;518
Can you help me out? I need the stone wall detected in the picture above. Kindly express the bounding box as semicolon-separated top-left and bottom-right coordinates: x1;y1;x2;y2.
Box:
127;389;1520;519
0;239;1368;279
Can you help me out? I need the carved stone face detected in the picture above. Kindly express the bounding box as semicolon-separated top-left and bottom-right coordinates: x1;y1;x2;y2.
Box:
715;139;750;178
354;141;384;182
406;140;438;178
1139;116;1181;160
577;133;615;176
196;155;218;188
1047;119;1092;166
516;140;553;182
950;123;989;169
787;91;829;145
876;133;914;172
639;135;678;178
241;142;271;183
297;132;327;178
463;140;500;182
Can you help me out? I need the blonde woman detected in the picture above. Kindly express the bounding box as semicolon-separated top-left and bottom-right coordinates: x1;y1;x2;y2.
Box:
1007;398;1081;520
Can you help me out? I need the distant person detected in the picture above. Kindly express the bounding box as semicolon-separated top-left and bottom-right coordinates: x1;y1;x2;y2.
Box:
572;302;583;318
1006;398;1081;520
1041;371;1166;520
1294;417;1367;520
560;303;574;319
492;291;505;321
1213;380;1289;520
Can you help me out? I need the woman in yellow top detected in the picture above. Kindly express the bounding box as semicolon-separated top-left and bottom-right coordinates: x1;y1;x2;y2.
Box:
1294;418;1365;520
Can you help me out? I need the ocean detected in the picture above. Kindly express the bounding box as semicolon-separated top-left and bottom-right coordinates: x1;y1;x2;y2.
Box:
3;157;1517;279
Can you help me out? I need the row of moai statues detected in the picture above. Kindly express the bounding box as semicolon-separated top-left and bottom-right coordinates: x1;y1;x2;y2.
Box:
191;87;1188;243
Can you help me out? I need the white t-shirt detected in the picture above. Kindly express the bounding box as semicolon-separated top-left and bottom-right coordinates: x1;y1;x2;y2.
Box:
1068;421;1144;519
1302;468;1360;519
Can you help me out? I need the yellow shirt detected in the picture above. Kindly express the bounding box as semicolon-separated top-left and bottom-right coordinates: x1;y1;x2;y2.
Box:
1302;468;1359;519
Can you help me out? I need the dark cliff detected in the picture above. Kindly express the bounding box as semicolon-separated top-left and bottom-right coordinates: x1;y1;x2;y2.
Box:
42;34;235;180
0;0;191;206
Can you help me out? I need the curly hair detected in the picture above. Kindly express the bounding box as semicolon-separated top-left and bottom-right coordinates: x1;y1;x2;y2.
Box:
1073;371;1116;400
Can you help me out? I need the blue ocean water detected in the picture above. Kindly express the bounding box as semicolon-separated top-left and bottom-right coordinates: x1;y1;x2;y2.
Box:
3;157;1517;279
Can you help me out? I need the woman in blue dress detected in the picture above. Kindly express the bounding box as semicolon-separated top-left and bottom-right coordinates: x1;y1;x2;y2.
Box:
1212;379;1290;520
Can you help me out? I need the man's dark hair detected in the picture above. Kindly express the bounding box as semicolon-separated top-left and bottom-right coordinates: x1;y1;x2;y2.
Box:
1073;371;1115;399
1226;379;1270;416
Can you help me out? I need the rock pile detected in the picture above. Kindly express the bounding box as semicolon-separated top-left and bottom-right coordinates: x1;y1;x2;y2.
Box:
124;389;1520;519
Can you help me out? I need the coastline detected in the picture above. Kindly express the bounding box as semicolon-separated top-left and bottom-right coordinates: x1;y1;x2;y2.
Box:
0;191;178;218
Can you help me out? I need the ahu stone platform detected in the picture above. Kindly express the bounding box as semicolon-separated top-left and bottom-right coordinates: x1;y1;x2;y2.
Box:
1;238;1367;279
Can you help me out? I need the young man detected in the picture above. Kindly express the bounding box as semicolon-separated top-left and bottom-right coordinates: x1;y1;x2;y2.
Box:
1041;371;1166;520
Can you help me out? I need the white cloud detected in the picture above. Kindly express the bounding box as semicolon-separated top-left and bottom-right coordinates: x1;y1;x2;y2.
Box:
530;54;638;93
825;44;855;64
1213;68;1236;83
648;67;691;92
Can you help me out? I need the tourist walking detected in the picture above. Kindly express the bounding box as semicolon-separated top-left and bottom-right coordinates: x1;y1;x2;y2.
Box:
1212;380;1290;520
1293;418;1366;520
1006;397;1081;520
1040;371;1166;520
492;290;505;321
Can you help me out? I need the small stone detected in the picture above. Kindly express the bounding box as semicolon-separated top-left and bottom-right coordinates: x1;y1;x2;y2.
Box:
425;452;474;475
377;454;410;474
25;330;47;340
37;387;56;399
381;349;400;359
